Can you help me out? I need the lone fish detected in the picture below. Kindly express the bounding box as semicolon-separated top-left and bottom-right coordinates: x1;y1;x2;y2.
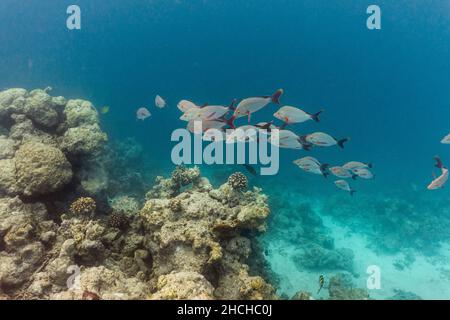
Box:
100;106;110;114
317;275;325;294
334;180;356;196
274;106;323;124
428;156;449;190
155;95;167;108
136;107;151;121
233;89;284;122
305;132;349;149
441;134;450;144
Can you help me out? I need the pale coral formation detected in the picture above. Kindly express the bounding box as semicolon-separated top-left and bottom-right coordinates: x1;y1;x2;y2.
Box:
108;195;140;216
0;164;275;300
141;168;275;300
63;99;99;128
15;142;73;196
0;135;15;159
150;272;214;300
61;124;107;156
327;273;369;300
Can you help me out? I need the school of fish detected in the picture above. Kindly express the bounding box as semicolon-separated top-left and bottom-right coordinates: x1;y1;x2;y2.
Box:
173;89;375;195
114;90;450;194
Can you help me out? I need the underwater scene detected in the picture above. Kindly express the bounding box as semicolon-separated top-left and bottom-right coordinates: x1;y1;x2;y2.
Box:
1;0;450;300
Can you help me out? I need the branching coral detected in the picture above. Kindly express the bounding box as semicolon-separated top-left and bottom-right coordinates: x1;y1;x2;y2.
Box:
69;197;97;216
228;172;248;191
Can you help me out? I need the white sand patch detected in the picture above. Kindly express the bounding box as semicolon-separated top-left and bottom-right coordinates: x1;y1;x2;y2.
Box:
322;215;450;300
264;202;450;300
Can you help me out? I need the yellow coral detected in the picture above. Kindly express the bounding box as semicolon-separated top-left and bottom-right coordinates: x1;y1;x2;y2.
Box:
207;241;223;263
70;197;96;215
250;277;265;290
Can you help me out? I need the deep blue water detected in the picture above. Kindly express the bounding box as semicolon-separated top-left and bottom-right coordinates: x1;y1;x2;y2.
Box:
2;0;450;190
2;1;450;298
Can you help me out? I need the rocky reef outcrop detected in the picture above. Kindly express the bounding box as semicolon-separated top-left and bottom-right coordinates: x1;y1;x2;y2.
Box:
0;89;276;300
0;166;275;300
0;88;107;199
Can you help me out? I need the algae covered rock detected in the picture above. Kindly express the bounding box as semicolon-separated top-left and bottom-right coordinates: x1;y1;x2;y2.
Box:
64;99;99;128
15;142;73;196
61;124;107;156
0;136;15;159
0;88;27;118
328;273;369;300
0;159;18;195
151;271;215;300
24;89;59;128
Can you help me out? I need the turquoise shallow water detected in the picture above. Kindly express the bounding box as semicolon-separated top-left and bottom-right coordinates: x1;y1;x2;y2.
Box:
1;0;450;299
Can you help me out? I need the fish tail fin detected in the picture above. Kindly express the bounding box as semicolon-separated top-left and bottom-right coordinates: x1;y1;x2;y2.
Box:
317;287;322;294
311;110;323;122
271;89;283;105
226;115;236;129
434;155;444;169
337;138;349;149
321;164;330;178
350;190;356;196
228;99;237;111
257;122;273;131
302;143;313;151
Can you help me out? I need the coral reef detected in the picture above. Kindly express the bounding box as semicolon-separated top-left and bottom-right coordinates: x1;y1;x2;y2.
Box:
388;289;422;300
228;172;248;191
0;88;107;200
291;291;313;300
0;115;276;301
140;170;275;299
15;142;73;197
108;212;129;230
70;197;97;216
327;273;369;300
262;200;355;276
0;88;278;300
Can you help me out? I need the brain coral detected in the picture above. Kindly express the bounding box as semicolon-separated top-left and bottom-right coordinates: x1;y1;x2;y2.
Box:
24;89;59;128
64;99;99;128
61;124;107;156
15;142;73;196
